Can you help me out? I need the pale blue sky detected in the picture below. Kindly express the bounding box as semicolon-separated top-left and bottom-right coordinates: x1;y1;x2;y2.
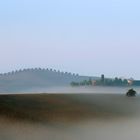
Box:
0;0;140;79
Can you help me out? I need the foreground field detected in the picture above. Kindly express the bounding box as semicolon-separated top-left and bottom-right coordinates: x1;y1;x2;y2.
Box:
0;93;140;140
0;93;140;122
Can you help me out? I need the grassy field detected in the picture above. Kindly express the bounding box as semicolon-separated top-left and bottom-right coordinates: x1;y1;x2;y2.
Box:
0;93;139;123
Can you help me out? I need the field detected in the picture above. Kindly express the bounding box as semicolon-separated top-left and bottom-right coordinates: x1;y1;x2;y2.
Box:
0;93;140;140
0;93;140;122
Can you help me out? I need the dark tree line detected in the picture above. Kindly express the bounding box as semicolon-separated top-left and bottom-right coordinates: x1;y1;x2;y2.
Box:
0;68;79;77
71;78;92;86
96;77;129;86
70;75;131;87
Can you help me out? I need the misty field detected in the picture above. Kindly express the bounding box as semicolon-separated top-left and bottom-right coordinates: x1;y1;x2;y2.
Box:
0;93;140;140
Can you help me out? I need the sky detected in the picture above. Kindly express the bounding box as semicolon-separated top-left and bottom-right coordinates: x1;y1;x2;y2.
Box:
0;0;140;79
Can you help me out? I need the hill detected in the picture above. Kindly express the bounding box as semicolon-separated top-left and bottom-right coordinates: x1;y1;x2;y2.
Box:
0;68;98;93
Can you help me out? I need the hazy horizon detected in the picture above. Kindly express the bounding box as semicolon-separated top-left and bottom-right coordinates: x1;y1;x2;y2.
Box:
1;0;140;79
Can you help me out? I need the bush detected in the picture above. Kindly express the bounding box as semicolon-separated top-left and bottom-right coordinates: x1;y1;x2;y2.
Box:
126;89;137;97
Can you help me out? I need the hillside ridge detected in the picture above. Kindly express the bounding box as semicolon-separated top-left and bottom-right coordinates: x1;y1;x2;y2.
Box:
0;68;98;93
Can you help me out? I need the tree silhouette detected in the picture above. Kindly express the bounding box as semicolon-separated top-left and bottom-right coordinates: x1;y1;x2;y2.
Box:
126;89;137;97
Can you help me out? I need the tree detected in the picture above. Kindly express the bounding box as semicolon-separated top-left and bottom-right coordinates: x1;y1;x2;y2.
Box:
71;82;79;86
126;89;137;97
88;78;92;85
123;79;128;86
101;74;105;84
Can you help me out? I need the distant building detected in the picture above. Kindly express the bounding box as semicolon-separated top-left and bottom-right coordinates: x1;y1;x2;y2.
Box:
92;80;97;86
127;79;133;86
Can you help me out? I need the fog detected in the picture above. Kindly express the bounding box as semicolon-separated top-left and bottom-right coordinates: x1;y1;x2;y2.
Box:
18;86;140;94
0;116;140;140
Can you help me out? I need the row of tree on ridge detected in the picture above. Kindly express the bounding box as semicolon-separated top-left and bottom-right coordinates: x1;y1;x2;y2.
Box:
0;68;79;77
